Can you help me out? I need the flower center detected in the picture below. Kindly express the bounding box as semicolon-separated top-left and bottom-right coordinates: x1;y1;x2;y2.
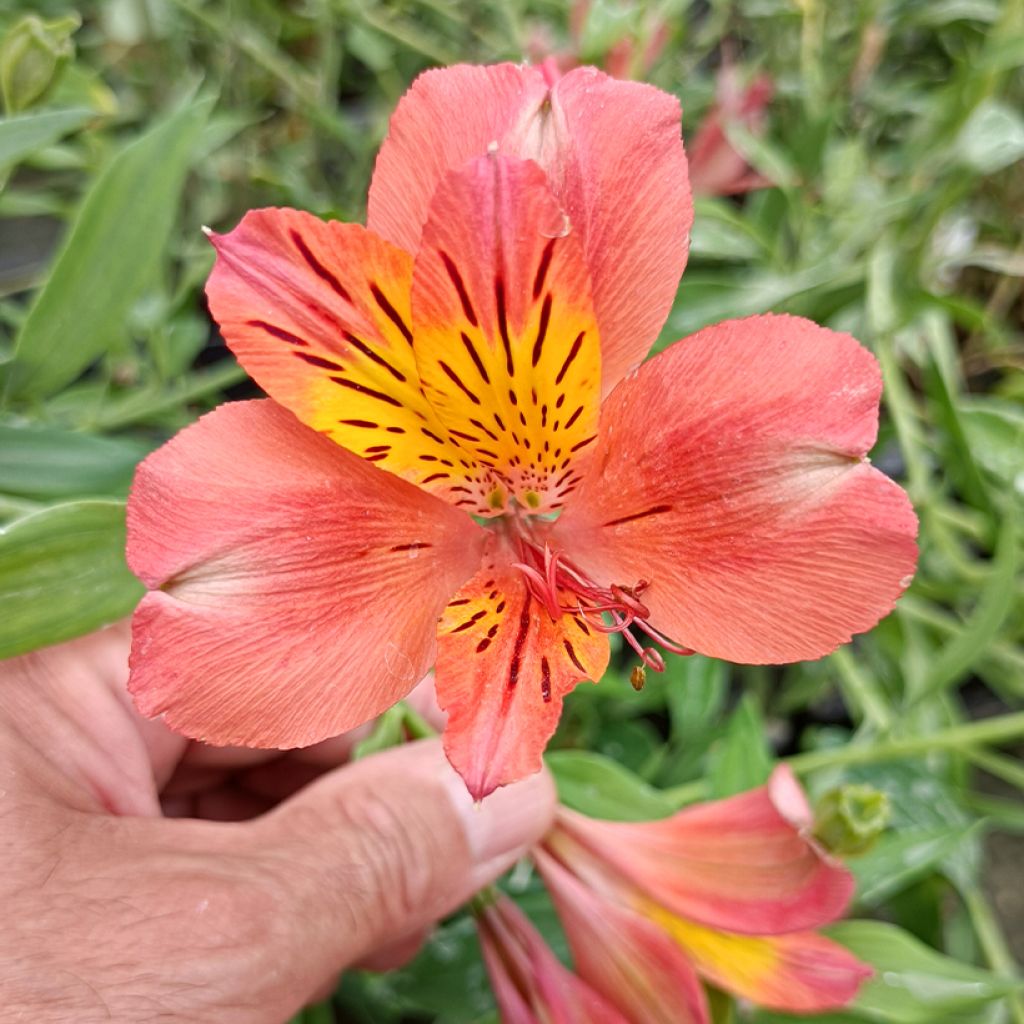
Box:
504;514;694;679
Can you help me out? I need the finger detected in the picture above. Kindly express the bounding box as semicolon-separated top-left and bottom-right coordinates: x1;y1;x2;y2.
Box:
356;928;430;972
237;758;323;802
194;785;275;821
242;739;554;986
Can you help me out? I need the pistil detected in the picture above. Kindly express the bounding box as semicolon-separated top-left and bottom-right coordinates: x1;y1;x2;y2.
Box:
509;529;694;674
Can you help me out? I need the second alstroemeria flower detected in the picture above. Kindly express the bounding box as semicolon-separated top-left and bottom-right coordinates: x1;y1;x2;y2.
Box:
127;62;917;798
534;767;872;1022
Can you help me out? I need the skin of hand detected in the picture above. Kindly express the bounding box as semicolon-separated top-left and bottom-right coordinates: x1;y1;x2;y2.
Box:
0;624;555;1023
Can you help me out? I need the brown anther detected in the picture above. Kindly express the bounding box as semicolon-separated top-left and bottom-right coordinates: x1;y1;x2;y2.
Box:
630;665;647;691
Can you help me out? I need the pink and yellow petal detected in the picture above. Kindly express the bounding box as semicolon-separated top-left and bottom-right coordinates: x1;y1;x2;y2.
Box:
651;908;872;1013
412;154;601;515
127;400;485;748
550;766;854;935
205;208;494;506
435;535;608;799
368;62;692;394
535;848;710;1024
477;896;630;1024
553;314;918;664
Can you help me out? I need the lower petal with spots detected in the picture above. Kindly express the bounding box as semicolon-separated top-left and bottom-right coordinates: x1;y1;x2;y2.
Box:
435;538;608;799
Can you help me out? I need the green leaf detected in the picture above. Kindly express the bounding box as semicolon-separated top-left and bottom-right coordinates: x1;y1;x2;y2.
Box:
958;398;1024;496
547;749;677;820
750;1012;865;1024
829;920;1020;1022
660;654;728;782
706;694;773;798
372;914;495;1023
722;121;799;188
667;655;728;746
0;499;143;658
914;511;1018;701
6;96;213;400
850;824;985;905
0;106;91;167
0;424;148;499
957;100;1024;174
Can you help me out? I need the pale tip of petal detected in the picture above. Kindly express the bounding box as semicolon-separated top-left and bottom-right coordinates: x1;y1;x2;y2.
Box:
200;224;214;236
487;139;499;154
769;764;813;828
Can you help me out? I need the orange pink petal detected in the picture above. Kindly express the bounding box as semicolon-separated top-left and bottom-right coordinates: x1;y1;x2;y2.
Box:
550;765;854;935
410;153;601;515
552;313;918;664
127;400;484;747
368;62;692;394
534;848;710;1024
436;535;608;800
476;895;630;1023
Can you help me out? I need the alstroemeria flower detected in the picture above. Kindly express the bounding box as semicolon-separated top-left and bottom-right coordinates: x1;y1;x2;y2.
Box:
533;767;872;1022
689;65;775;197
476;894;629;1023
127;62;917;798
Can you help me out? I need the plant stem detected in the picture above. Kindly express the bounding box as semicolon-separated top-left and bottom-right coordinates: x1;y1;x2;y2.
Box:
961;884;1024;1024
787;713;1024;774
832;645;893;732
663;712;1024;804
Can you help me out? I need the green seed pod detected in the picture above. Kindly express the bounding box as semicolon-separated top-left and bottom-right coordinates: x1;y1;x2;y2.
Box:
813;783;891;857
0;13;80;114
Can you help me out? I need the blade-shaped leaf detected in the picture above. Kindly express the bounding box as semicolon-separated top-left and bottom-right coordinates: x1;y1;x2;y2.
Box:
829;920;1020;1022
6;96;213;399
547;749;678;821
0;425;149;499
707;694;774;798
0;107;92;168
0;499;142;657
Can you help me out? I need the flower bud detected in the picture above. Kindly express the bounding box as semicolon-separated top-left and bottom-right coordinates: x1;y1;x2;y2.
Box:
813;783;891;856
0;13;80;114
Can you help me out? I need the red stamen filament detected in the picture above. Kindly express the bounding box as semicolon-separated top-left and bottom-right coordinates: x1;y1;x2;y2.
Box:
511;538;694;673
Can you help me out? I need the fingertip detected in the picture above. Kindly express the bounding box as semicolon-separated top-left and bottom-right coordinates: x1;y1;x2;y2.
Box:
440;756;556;886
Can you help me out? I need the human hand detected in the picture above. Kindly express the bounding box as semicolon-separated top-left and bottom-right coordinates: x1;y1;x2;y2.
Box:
0;624;554;1023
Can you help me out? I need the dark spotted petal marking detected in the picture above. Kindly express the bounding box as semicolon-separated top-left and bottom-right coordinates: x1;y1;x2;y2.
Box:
434;539;610;800
205;207;504;511
411;155;601;515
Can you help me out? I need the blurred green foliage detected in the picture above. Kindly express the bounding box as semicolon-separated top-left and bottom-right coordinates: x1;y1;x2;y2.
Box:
0;0;1022;1021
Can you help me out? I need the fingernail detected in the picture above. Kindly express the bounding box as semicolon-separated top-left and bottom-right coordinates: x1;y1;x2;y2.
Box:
442;766;556;887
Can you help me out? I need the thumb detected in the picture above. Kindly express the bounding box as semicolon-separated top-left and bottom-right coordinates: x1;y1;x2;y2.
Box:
244;738;554;980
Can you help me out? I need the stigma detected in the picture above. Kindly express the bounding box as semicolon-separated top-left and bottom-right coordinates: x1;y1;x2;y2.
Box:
510;538;694;675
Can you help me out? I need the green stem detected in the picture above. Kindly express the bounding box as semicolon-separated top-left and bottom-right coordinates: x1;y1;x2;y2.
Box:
831;645;893;732
963;746;1024;794
662;712;1024;804
401;702;438;741
787;712;1024;774
961;885;1024;1024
